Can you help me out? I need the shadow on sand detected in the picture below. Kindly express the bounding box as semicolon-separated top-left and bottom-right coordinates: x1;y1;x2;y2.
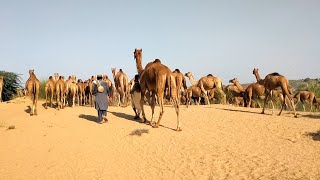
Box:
129;129;149;136
78;114;99;123
24;106;31;114
216;107;262;115
108;111;138;123
301;114;320;120
305;130;320;141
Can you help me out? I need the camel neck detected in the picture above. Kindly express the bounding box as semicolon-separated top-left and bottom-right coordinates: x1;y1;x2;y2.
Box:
188;75;198;86
234;81;244;92
135;56;144;75
254;72;262;82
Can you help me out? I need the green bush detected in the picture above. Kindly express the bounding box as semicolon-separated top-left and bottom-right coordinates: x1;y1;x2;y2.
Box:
0;71;22;101
39;80;47;99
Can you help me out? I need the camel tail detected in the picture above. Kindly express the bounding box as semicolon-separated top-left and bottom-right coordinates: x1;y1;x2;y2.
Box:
169;74;177;100
313;96;317;104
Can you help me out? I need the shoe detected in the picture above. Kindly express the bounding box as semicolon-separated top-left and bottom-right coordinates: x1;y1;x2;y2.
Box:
98;119;105;124
103;115;108;122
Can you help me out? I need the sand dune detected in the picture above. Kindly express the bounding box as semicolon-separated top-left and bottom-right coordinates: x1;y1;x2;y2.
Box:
1;98;320;179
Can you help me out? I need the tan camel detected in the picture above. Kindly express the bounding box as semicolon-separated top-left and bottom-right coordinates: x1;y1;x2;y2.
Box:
0;76;3;102
186;86;202;107
25;69;40;115
294;90;317;112
173;69;187;104
134;48;181;131
103;75;113;88
76;79;85;106
261;73;297;117
64;76;78;107
84;78;94;107
229;78;245;106
111;68;129;106
197;74;226;105
55;76;65;110
45;76;55;108
185;72;198;86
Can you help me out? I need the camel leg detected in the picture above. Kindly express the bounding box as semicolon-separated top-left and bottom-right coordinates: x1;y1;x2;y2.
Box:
278;94;286;116
302;104;305;112
309;100;313;112
261;91;270;114
140;91;147;123
150;93;156;126
45;92;48;109
173;97;181;131
34;96;38;115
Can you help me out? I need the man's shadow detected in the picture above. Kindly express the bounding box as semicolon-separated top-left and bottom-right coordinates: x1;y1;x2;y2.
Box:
108;111;139;123
78;114;99;123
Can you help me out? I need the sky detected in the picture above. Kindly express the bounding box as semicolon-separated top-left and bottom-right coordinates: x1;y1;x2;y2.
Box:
1;0;319;86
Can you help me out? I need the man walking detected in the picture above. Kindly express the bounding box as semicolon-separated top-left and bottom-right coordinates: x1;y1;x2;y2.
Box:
93;74;110;124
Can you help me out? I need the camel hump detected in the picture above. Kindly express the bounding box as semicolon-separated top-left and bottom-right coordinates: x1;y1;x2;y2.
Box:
207;74;213;77
49;76;53;80
174;69;181;73
119;69;123;72
270;72;281;76
154;59;161;63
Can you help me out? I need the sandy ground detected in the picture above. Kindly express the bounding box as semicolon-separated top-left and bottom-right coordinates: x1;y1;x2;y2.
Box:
1;97;320;180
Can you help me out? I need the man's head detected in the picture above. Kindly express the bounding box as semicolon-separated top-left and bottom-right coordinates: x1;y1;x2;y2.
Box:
97;74;103;80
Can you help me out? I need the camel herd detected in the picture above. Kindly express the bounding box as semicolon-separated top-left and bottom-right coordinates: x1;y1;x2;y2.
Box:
1;48;317;131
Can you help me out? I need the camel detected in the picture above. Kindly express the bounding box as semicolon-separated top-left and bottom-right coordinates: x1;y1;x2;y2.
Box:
103;75;113;88
64;76;78;107
134;48;181;131
185;72;226;104
111;68;129;106
45;76;55;108
186;86;204;107
185;72;198;86
261;73;297;117
0;76;3;102
294;90;317;112
197;74;226;105
172;69;187;104
55;76;65;110
229;78;245;106
76;79;85;106
25;69;40;115
84;78;94;107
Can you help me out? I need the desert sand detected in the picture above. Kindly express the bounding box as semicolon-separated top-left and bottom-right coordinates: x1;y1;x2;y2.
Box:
1;97;320;179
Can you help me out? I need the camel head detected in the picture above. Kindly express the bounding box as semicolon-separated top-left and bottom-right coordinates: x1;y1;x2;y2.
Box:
29;69;35;76
54;73;59;80
185;72;192;78
111;68;116;74
229;78;238;84
253;68;259;75
134;48;142;60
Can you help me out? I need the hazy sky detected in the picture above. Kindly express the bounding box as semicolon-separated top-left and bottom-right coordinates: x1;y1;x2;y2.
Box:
1;0;319;86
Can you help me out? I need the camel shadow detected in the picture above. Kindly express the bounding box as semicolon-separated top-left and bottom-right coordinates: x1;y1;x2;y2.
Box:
216;107;261;115
108;111;138;122
301;114;320;120
78;114;99;123
41;102;57;109
305;130;320;141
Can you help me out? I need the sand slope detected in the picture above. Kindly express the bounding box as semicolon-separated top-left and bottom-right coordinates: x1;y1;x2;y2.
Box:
1;98;320;179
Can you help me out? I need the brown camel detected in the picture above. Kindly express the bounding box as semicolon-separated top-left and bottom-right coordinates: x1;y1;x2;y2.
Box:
134;48;181;131
111;68;129;106
55;76;65;110
294;90;317;112
0;76;3;102
261;73;297;117
186;86;203;107
25;69;40;115
173;69;187;104
84;78;94;107
45;76;55;108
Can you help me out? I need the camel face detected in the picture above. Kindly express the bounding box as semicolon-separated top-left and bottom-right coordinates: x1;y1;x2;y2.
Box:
134;48;142;60
253;68;259;75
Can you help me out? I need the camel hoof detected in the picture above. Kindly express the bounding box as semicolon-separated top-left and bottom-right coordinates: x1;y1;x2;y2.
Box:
294;115;298;118
152;124;159;128
260;112;265;114
176;127;182;131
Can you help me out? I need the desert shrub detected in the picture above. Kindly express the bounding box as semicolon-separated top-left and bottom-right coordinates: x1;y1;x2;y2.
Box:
0;71;22;101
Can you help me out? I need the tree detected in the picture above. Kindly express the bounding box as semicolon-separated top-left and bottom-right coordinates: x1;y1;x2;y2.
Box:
0;71;23;101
